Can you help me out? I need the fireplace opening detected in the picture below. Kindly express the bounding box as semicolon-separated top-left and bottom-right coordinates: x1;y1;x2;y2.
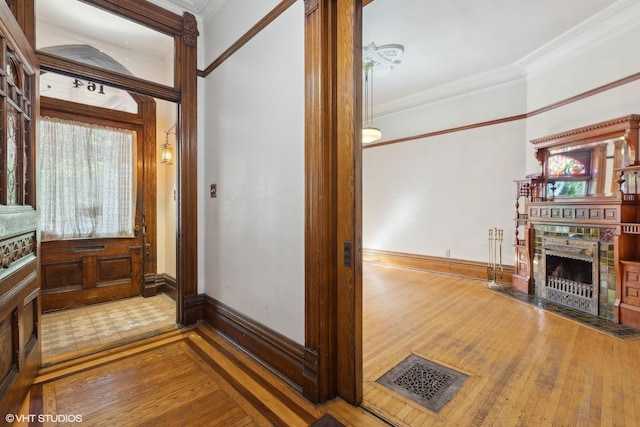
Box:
540;237;599;315
546;256;592;285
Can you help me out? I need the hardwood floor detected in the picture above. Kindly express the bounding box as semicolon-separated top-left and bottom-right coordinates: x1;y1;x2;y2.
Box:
21;326;384;427
17;263;640;426
362;263;640;426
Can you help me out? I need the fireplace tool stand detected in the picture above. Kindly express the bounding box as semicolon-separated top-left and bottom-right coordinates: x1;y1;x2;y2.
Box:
487;228;504;288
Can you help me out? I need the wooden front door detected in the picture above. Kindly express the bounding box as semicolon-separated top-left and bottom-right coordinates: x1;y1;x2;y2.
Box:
38;104;152;312
41;236;144;312
0;1;41;417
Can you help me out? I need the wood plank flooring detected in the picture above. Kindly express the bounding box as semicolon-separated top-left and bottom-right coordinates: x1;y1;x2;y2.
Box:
24;326;384;427
362;263;640;426
17;263;640;426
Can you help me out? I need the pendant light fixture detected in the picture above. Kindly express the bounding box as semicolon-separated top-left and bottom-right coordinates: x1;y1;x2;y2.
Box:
362;60;382;144
362;42;404;145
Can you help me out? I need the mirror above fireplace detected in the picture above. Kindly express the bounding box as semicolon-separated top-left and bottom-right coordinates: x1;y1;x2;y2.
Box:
531;115;640;200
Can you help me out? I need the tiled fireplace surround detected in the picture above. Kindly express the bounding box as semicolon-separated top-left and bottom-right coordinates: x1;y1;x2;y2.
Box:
532;225;617;321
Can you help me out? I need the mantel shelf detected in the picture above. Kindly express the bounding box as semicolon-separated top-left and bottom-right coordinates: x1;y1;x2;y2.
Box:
615;164;640;173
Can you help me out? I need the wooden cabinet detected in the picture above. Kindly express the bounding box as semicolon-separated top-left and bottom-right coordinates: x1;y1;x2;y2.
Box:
614;164;640;327
0;2;40;417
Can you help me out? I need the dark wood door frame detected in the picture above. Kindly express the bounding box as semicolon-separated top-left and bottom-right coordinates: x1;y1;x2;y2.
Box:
14;0;362;406
39;95;158;310
17;0;199;326
303;0;362;405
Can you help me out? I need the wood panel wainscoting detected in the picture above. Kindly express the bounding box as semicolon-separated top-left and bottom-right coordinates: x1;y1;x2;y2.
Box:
363;248;515;285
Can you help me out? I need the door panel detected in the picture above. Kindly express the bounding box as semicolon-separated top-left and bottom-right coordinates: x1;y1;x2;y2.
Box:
41;236;144;312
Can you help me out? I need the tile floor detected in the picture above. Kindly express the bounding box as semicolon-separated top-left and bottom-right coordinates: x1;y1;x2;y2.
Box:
41;294;177;361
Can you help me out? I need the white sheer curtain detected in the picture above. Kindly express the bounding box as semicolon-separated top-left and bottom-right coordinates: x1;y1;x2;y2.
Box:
39;117;137;241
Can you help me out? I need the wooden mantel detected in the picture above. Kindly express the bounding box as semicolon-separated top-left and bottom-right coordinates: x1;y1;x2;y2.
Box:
531;114;640;159
514;115;640;330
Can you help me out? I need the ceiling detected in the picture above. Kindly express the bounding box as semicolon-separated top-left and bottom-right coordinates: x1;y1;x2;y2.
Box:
362;0;622;116
36;0;627;116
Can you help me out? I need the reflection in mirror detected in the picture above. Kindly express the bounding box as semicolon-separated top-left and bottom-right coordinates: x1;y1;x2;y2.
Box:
35;0;174;87
546;138;628;198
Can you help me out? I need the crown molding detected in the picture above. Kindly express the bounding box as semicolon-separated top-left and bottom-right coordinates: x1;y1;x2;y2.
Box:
198;0;227;22
149;0;226;23
376;64;526;118
515;0;640;79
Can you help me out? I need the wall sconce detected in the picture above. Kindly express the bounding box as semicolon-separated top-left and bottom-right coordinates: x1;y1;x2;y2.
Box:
161;124;175;165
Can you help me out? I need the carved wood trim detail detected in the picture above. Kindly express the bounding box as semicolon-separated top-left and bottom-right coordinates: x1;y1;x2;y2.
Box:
0;232;36;270
530;115;640;147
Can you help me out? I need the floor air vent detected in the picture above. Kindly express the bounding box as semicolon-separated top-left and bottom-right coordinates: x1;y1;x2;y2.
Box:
377;354;468;413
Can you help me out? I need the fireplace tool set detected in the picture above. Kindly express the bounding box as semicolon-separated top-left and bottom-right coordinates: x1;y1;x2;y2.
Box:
487;228;504;288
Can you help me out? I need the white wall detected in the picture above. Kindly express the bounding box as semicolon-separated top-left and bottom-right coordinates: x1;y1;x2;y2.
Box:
525;16;640;174
364;82;527;265
155;100;177;278
200;2;305;343
364;2;640;268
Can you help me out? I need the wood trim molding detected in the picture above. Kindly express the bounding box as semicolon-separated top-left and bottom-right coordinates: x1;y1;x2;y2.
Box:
364;71;640;150
202;295;307;391
174;12;200;327
198;0;297;77
183;294;204;325
528;71;640;117
335;0;363;405
303;0;337;404
364;114;527;149
76;0;183;36
156;273;177;300
363;248;514;285
37;51;180;102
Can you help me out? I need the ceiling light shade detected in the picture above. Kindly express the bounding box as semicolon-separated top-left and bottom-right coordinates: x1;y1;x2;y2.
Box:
362;127;382;144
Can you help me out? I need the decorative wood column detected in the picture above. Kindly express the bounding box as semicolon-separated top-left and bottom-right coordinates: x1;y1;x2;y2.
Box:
335;0;363;406
303;0;337;404
175;12;200;325
303;0;362;405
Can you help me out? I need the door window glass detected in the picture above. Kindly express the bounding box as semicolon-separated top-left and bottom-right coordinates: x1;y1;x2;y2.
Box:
39;117;136;241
